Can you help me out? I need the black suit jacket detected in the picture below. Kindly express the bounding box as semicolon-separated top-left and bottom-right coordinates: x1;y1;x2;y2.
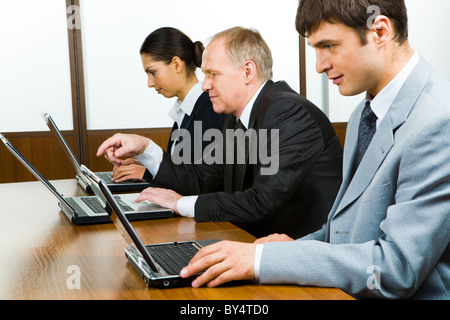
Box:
153;81;343;238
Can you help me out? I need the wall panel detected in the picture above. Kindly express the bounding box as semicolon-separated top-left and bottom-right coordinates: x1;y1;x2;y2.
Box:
1;124;349;184
0;132;76;183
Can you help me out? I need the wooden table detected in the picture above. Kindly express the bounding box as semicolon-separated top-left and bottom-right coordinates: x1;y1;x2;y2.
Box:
0;179;353;301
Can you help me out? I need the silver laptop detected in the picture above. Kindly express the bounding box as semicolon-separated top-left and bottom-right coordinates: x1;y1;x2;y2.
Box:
93;175;220;288
1;133;172;225
41;112;151;193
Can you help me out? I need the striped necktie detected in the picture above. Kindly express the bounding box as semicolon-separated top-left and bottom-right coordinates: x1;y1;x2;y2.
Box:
356;101;378;168
233;118;247;192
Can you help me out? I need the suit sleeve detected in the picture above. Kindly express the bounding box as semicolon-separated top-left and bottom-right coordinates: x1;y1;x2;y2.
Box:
194;98;325;224
152;153;225;196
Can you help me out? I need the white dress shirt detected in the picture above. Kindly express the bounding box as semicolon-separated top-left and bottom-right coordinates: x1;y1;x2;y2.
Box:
367;51;419;127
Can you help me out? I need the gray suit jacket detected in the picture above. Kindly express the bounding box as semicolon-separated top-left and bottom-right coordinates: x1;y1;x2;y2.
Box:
259;57;450;300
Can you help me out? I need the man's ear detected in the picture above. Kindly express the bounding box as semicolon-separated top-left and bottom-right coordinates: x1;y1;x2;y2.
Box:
243;60;257;84
370;15;392;46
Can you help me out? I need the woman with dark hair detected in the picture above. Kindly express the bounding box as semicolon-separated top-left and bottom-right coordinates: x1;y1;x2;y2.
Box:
112;27;225;183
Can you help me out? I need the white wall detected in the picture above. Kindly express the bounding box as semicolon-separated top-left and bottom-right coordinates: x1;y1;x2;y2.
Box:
1;1;449;132
408;0;450;79
80;0;300;130
305;0;450;123
0;1;73;132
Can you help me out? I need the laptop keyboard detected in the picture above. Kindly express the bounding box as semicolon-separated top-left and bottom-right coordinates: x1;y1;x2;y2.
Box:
96;171;144;184
96;171;113;182
81;196;134;213
147;242;199;275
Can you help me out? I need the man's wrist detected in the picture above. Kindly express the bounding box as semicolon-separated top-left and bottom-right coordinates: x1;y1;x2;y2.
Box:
176;196;198;218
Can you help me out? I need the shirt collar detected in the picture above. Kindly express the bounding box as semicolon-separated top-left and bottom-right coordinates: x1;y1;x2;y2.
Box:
366;51;419;127
168;81;204;125
237;81;267;129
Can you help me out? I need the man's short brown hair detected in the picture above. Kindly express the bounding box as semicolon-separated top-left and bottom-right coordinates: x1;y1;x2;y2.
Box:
296;0;409;45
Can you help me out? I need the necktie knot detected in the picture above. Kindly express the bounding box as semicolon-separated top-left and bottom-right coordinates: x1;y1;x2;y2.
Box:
361;101;378;123
235;118;246;131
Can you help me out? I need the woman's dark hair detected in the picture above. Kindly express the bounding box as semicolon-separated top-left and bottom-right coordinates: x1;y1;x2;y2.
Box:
140;27;204;75
296;0;408;45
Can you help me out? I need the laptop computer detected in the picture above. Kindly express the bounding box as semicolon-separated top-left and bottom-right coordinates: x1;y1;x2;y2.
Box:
41;112;151;193
92;174;220;288
0;133;172;225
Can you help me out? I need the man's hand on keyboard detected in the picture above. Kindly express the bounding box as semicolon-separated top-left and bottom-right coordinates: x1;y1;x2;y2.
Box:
180;241;256;288
136;187;182;215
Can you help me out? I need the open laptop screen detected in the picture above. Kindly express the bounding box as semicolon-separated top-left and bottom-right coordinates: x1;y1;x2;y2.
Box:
0;133;75;216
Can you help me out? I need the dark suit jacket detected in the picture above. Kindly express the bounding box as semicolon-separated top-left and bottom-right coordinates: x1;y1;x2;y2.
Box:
153;81;343;238
143;91;225;181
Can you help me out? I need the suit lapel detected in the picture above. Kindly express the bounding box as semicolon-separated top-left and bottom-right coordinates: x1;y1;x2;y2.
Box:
248;80;275;129
168;94;203;152
327;101;363;215
332;56;433;217
180;99;201;132
166;122;178;151
334;115;395;214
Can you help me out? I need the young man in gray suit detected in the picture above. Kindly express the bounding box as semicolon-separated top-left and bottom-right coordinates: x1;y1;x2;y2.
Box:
180;0;450;300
